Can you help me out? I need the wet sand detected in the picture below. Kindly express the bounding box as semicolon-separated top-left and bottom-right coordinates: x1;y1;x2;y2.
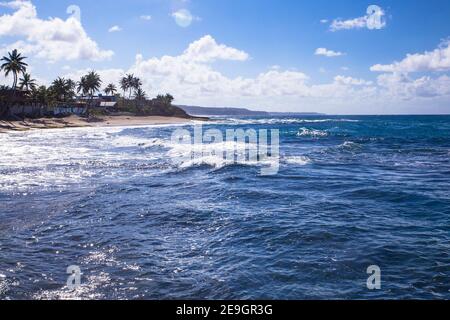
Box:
0;115;200;133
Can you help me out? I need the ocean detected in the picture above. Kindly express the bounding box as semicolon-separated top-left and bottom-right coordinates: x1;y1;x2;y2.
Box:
0;115;449;299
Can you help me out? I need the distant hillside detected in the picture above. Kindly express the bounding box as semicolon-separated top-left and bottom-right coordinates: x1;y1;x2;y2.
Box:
178;105;269;116
268;112;325;116
178;105;324;117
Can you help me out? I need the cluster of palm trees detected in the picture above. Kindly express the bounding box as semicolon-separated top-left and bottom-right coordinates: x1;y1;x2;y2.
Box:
120;74;145;100
1;49;177;118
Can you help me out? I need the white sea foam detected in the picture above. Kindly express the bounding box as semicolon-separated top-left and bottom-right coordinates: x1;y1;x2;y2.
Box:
339;141;362;149
0;123;280;191
110;135;172;149
220;118;360;125
284;156;312;165
0;127;165;191
32;272;111;300
167;139;276;171
297;128;329;138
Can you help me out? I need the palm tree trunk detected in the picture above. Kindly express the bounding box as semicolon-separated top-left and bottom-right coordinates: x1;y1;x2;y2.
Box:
8;72;18;118
13;73;17;90
87;93;92;117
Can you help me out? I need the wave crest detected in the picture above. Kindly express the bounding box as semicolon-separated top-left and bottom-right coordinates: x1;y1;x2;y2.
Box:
222;118;360;125
284;156;312;165
297;128;328;138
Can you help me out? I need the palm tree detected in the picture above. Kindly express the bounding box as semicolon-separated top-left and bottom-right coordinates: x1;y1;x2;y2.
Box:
104;83;117;96
78;72;102;98
126;74;135;98
78;71;102;115
28;85;55;115
131;77;142;92
120;77;128;98
34;85;53;106
163;93;174;106
65;79;76;101
0;49;28;117
86;71;102;96
51;77;76;103
18;73;37;92
1;49;28;91
77;76;89;97
52;77;69;102
134;88;146;111
156;93;174;107
119;74;141;99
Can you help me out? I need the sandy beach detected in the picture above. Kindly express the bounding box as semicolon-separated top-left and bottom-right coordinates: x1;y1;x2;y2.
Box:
0;115;200;133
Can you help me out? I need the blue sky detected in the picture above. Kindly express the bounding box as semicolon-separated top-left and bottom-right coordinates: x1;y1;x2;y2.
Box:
1;0;450;114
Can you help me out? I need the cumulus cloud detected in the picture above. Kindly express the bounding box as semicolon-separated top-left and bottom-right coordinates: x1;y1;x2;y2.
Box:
371;40;450;73
334;75;372;86
182;35;249;62
63;35;379;107
51;35;450;113
368;40;450;107
108;25;122;33
0;0;113;61
140;15;152;21
315;48;345;57
376;72;450;99
330;5;386;31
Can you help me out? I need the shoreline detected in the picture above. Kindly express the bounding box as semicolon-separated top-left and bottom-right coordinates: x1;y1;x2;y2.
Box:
0;115;206;133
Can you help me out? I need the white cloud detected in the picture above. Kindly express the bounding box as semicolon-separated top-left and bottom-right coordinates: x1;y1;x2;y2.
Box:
334;75;372;86
371;40;450;73
108;25;122;33
140;15;152;21
315;47;345;57
330;6;386;31
67;36;377;108
330;16;367;31
0;0;113;61
39;35;450;114
182;35;249;62
369;40;450;103
320;19;328;24
377;73;450;99
171;9;199;28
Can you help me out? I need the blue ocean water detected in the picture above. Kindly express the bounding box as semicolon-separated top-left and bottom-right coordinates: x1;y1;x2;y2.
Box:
0;115;449;299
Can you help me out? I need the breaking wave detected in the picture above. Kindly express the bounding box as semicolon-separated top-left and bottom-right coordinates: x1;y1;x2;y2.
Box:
222;118;360;125
297;128;329;138
284;156;312;165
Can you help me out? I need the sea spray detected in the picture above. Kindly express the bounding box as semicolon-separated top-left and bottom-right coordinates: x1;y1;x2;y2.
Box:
170;125;280;175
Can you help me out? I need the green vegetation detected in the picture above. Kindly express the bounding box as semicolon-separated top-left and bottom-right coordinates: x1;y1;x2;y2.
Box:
19;73;37;91
0;49;189;119
104;83;117;96
1;49;28;92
